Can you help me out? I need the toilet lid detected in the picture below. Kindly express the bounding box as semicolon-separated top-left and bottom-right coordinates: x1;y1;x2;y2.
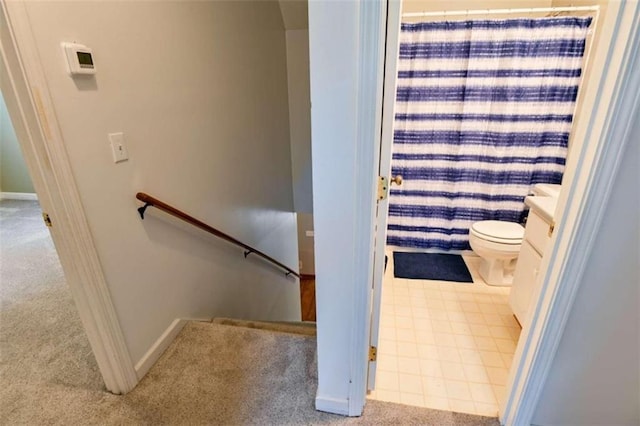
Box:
471;221;524;244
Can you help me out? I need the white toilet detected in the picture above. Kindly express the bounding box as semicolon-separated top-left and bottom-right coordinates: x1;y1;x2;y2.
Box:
469;220;525;286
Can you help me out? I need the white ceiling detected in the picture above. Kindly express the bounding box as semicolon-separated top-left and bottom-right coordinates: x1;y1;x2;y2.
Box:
278;0;308;30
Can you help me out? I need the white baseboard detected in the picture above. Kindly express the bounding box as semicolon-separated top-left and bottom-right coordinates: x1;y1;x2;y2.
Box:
0;192;38;200
315;395;350;416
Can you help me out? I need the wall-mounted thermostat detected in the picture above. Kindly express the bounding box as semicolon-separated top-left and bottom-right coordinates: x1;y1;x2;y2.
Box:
62;42;96;75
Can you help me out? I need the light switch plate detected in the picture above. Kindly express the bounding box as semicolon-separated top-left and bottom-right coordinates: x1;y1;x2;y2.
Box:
108;132;128;163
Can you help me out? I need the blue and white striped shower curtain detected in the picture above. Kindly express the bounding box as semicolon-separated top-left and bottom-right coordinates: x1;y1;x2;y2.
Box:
387;17;592;251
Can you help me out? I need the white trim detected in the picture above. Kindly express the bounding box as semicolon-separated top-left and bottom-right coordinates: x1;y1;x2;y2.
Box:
347;0;388;417
134;318;209;379
0;1;138;394
0;191;37;200
502;3;639;425
315;396;350;416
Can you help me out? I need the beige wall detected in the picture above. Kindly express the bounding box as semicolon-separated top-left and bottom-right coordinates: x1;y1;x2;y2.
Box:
17;0;299;365
0;91;35;194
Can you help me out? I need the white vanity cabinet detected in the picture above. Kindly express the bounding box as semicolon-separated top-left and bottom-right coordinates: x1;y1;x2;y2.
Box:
509;197;556;326
510;240;542;324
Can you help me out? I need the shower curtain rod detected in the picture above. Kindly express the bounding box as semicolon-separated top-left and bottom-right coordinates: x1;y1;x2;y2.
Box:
402;5;599;19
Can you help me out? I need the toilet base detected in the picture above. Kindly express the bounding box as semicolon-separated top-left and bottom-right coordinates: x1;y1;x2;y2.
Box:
478;257;518;286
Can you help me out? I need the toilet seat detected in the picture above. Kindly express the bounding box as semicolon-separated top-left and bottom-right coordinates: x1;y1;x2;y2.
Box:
470;221;524;245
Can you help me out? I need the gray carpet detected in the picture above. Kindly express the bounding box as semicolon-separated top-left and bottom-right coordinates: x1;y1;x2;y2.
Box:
0;200;500;425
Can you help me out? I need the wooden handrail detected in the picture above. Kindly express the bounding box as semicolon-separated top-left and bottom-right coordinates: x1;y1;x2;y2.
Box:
136;192;299;279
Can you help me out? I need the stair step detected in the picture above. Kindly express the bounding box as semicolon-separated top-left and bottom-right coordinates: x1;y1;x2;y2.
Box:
211;317;316;336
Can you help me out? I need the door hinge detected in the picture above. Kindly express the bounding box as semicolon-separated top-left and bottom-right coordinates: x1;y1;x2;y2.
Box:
42;212;52;227
548;221;555;237
377;176;388;201
369;346;377;362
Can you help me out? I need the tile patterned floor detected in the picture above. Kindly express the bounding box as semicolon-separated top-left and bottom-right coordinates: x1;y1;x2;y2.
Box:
367;251;521;417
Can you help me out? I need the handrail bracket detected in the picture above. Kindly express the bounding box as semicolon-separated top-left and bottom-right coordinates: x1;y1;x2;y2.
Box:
137;202;153;220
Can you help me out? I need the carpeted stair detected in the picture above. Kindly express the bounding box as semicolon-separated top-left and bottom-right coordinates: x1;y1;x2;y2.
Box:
212;317;317;336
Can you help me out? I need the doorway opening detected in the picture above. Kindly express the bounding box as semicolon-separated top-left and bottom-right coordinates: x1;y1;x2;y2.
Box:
0;89;104;411
367;3;600;417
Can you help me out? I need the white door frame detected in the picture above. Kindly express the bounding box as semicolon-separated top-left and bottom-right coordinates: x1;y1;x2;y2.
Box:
0;1;138;394
350;0;639;422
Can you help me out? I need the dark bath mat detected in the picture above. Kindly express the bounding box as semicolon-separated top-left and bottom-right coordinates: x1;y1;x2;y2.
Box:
393;252;473;283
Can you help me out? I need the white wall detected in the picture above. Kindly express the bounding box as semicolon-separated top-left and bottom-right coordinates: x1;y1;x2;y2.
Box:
309;0;362;413
18;1;300;366
532;115;640;425
0;90;35;193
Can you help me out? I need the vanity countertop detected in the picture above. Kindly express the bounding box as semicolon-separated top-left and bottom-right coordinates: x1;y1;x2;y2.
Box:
525;195;558;224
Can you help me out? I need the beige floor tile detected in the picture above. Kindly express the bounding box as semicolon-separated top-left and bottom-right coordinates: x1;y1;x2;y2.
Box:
447;311;468;323
489;326;513;340
377;354;398;372
482;313;504;326
445;380;472;401
397;341;419;358
415;330;436;345
413;317;433;331
437;346;462;363
400;392;425;407
375;389;401;404
395;316;414;329
429;309;450;321
449;398;477;415
462;364;490;384
419;358;442;378
474;402;499;417
469;382;497;404
418;343;439;360
398;373;424;394
478;303;498;314
424;395;450;411
423;376;448;398
441;291;458;301
486;367;509;386
432;319;453;333
465;312;486;324
501;352;514;367
493;384;508;406
460;301;481;313
495;338;517;354
408;287;426;298
441;361;466;381
396;328;416;342
393;295;412;307
454;334;477;349
469;323;492;337
412;307;430;318
379;326;396;341
397;356;420;375
378;339;397;356
376;370;400;391
434;332;457;347
450;322;473;336
394;287;410;296
480;351;505;368
459;349;484;365
474;336;499;351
